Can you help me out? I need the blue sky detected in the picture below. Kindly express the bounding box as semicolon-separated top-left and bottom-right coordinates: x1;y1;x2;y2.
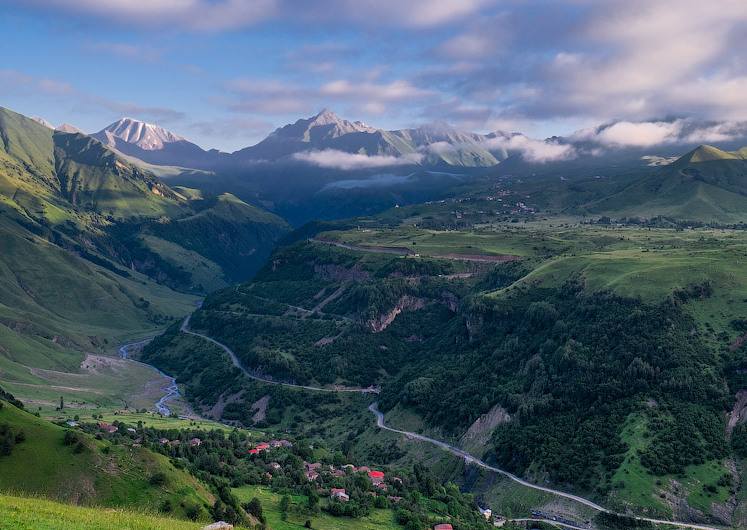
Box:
1;0;746;152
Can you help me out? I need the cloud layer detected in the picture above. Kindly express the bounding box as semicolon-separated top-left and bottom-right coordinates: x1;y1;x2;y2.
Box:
4;0;747;151
293;150;424;170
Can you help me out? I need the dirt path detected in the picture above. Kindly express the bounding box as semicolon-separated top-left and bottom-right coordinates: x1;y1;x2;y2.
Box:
312;237;521;263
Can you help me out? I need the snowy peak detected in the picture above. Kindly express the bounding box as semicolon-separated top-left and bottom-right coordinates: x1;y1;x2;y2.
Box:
96;118;187;151
271;109;378;143
32;116;54;129
55;123;84;134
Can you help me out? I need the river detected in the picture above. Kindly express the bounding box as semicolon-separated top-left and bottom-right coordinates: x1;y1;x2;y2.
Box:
118;339;180;416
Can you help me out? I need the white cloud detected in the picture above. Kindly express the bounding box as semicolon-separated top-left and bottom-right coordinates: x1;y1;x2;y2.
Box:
12;0;495;31
570;119;747;148
319;79;431;103
15;0;280;31
293;149;424;170
482;135;576;163
579;121;684;147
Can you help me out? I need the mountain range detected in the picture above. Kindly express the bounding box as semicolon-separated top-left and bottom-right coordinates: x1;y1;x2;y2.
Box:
8;102;747;528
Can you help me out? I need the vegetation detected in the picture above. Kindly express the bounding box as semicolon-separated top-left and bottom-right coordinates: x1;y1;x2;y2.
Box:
0;397;215;522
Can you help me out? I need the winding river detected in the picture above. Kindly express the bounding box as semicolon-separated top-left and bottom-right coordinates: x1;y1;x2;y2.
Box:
118;339;180;416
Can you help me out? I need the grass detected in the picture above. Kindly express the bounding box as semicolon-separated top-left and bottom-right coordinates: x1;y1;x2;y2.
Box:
0;493;207;530
232;485;400;530
0;400;214;521
608;409;734;521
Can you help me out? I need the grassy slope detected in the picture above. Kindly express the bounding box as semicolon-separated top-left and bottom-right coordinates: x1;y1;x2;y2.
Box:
587;145;747;223
0;400;214;521
233;485;399;530
0;493;207;530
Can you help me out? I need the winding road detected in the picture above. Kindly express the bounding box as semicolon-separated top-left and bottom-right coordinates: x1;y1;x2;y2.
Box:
177;315;722;530
180;314;376;393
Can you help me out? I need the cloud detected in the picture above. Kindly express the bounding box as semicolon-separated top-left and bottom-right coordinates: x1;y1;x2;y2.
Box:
482;135;576;163
570;119;747;148
319;79;432;106
10;0;495;32
293;149;424;170
0;69;184;124
222;75;434;119
575;121;685;147
12;0;280;31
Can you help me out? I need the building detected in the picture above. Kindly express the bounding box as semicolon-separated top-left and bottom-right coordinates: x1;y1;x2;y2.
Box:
434;525;453;530
330;488;349;502
368;470;385;485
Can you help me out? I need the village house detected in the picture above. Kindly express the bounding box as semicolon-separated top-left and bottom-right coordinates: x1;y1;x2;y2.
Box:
269;462;281;470
305;471;320;481
368;470;385;485
303;462;322;471
330;488;349;502
98;423;118;434
189;437;202;446
434;524;453;530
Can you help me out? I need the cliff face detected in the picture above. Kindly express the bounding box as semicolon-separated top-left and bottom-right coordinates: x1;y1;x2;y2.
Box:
367;295;426;332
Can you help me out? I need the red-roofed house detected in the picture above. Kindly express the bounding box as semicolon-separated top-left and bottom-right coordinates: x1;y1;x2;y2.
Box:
434;525;453;530
249;449;259;455
330;488;349;502
368;470;385;485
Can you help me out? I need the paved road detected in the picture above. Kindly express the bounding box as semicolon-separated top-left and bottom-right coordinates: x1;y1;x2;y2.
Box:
180;314;375;393
176;317;722;530
368;403;606;512
369;403;722;530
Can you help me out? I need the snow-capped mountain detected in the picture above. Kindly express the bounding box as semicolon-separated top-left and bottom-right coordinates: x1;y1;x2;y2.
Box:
31;116;54;129
94;117;188;151
56;123;84;134
92;118;212;168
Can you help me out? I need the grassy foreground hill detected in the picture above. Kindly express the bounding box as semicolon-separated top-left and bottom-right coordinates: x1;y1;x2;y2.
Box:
0;396;215;522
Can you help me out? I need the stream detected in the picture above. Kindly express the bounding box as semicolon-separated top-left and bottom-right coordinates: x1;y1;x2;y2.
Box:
118;339;180;416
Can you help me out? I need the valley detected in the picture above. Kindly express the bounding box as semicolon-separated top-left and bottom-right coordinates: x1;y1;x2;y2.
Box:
4;103;747;530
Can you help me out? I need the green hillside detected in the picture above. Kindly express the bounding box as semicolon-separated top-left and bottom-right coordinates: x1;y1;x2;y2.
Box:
0;107;290;386
0;493;207;530
588;144;747;222
140;200;747;526
0;397;214;522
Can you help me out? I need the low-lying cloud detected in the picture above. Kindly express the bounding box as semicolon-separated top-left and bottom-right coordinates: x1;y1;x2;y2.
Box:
293;149;424;170
572;119;747;148
482;135;577;163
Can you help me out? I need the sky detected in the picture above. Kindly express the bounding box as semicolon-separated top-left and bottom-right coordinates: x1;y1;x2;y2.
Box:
1;0;747;152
